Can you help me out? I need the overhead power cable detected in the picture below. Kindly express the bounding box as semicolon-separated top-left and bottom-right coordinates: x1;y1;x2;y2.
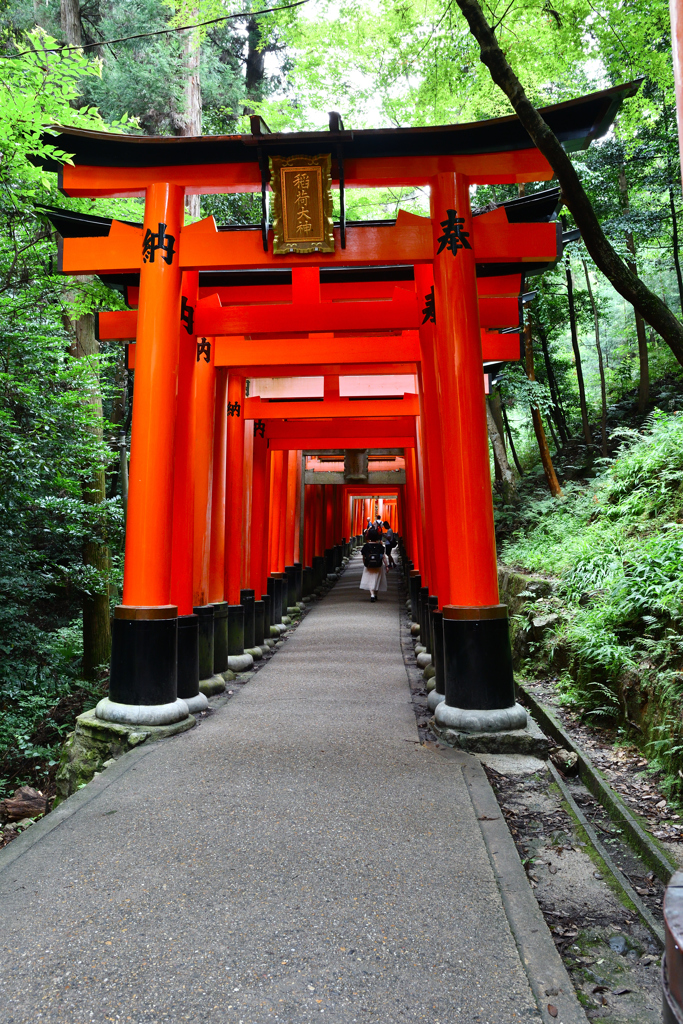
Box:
2;0;310;59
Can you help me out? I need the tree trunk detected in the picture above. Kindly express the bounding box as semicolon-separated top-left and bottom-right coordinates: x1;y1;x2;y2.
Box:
244;16;266;114
581;260;608;457
500;395;523;476
525;323;563;497
181;18;202;219
669;172;683;314
66;281;111;680
617;165;649;413
453;0;683;368
536;320;569;441
565;253;592;446
486;396;516;502
60;0;82;45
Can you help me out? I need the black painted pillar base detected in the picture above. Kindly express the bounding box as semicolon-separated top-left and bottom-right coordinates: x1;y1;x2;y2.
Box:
284;566;297;609
430;611;445;700
409;571;421;623
262;593;272;635
240;589;256;649
418;586;429;646
254;600;265;646
334;544;342;569
267;577;282;625
324;548;335;575
294;562;303;602
194;604;225;695
436;605;526;732
177;614;209;714
312;556;325;589
427;595;438;655
303;566;314;597
100;606;190;726
271;574;287;621
212;601;228;676
227;604;245;656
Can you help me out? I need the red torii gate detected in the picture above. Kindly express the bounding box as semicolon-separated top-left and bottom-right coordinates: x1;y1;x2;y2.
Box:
41;81;636;734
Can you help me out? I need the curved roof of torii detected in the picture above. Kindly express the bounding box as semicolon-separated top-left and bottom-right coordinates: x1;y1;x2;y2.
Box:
39;81;640;171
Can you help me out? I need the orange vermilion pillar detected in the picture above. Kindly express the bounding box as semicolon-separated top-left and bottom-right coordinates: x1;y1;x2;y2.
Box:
224;373;246;604
209;369;228;603
430;173;521;729
250;423;270;599
192;337;216;609
169;271;206;714
170;270;198;618
672;0;683;187
284;448;298;567
415;262;452;608
110;182;184;717
269;450;284;574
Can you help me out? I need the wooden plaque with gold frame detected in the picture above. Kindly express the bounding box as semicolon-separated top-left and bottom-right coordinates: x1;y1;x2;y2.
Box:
269;153;335;255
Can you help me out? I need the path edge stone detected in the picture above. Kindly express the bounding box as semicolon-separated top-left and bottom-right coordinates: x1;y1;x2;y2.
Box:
439;745;589;1024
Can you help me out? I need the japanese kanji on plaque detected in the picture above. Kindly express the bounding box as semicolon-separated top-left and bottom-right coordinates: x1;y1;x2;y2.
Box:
269;154;334;255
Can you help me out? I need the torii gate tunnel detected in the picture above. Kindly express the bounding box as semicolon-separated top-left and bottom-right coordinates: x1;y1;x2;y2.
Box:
43;80;637;732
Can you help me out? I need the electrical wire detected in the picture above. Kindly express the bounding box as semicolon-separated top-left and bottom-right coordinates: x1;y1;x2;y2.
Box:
1;0;310;60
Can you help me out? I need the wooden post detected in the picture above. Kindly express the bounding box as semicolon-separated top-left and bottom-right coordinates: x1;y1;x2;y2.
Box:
415;263;452;606
110;182;184;717
192;337;216;608
208;369;228;602
224;374;246;603
671;0;683;188
122;182;183;609
170;270;198;616
250;424;269;596
431;172;519;725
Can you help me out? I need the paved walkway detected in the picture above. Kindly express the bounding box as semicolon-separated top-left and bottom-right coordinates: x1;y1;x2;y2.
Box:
1;555;552;1024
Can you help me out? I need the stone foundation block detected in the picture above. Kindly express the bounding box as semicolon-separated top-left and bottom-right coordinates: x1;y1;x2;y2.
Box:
430;714;549;757
54;708;195;805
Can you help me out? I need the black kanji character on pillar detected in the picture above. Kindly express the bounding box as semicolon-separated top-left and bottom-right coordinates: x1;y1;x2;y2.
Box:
422;286;436;324
436;209;471;256
181;296;194;334
196;337;211;363
228;401;241;418
254;419;266;438
142;222;176;265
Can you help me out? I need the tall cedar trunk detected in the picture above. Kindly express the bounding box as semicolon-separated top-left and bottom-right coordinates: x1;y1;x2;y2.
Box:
66;283;112;679
61;0;111;676
565;253;592;445
60;0;82;45
536;321;569;441
453;0;683;367
486;395;516;502
582;261;608;456
500;395;524;476
663;99;683;313
181;19;202;218
617;165;649;412
107;348;128;500
244;16;266;114
488;387;507;444
525;323;563;497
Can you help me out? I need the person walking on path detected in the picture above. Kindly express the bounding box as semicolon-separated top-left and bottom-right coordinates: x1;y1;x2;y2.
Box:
360;528;387;602
382;520;396;568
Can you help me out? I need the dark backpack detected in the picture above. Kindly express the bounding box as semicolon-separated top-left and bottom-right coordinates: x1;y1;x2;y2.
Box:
363;543;384;569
